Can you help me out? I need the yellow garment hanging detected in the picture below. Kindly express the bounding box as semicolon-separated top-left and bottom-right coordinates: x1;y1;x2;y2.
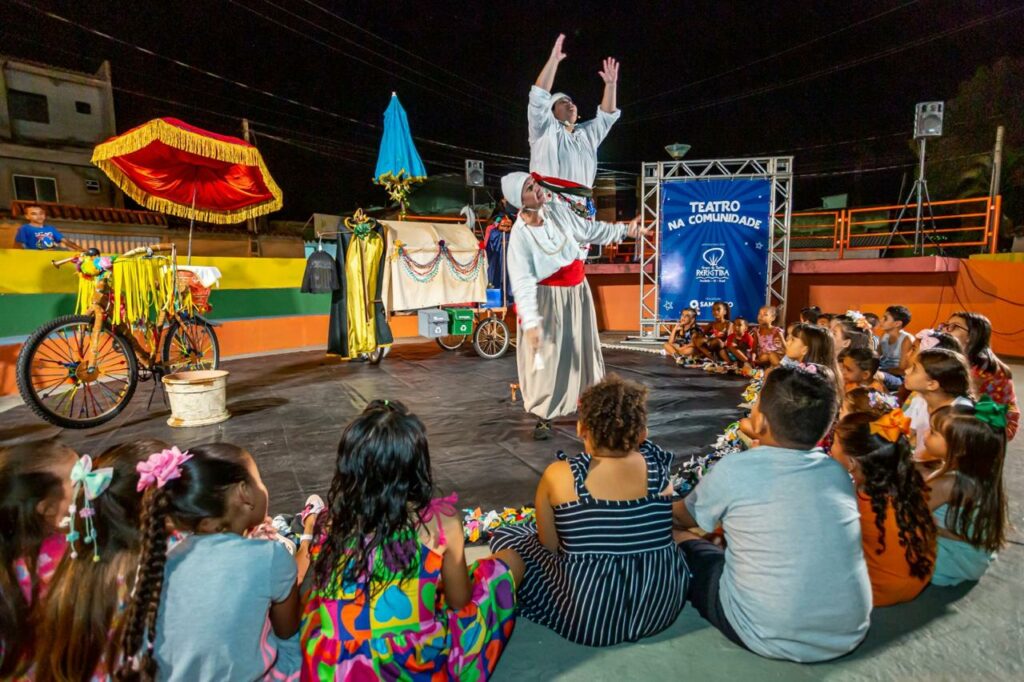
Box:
345;232;384;358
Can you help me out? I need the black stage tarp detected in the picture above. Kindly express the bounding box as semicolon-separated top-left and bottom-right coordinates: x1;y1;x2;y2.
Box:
0;343;747;514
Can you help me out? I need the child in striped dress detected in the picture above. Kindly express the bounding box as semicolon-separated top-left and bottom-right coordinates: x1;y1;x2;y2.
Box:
490;374;688;646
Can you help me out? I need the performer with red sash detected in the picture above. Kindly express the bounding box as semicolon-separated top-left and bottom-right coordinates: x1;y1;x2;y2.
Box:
501;172;647;440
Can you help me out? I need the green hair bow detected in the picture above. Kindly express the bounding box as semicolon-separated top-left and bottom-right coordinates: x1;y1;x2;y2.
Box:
974;395;1008;430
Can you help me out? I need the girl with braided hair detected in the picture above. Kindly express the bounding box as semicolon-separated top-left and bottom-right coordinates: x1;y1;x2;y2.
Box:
117;444;306;681
34;439;168;682
832;410;937;606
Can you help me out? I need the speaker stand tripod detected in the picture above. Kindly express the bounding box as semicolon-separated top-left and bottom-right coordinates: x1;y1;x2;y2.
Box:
881;137;938;257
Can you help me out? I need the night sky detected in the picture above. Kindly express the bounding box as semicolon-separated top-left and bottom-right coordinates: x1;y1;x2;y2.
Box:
3;0;1023;218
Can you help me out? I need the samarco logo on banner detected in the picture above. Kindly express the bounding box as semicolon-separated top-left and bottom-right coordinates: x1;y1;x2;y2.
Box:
696;247;729;283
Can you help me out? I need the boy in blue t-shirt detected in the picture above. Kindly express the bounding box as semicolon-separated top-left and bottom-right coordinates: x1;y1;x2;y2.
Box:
14;205;82;251
673;363;871;663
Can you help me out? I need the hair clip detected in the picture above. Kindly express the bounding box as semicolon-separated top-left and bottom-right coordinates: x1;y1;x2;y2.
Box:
845;310;865;323
794;362;818;375
869;409;912;443
65;455;114;562
974;395;1008;430
867;391;900;411
136;447;192;492
914;328;940;351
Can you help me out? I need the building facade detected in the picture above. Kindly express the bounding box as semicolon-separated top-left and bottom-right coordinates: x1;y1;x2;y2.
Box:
0;56;120;209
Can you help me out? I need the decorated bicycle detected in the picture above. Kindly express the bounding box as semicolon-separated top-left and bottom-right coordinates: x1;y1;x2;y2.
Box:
15;117;283;428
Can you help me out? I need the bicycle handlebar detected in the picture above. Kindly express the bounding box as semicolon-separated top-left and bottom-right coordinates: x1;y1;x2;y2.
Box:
51;243;176;268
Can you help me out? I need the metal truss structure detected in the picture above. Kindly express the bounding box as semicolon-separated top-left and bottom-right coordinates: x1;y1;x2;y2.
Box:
637;157;793;340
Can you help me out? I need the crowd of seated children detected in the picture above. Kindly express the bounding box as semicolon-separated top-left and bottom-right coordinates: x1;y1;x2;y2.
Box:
0;305;1016;677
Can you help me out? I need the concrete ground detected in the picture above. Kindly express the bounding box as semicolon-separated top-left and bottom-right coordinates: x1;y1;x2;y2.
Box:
1;347;1020;680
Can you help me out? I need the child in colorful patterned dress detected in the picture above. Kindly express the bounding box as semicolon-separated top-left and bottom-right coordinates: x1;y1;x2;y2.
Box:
942;311;1019;440
0;440;77;679
924;399;1008;585
753;305;785;367
302;400;520;680
118;443;307;681
33;439;168;682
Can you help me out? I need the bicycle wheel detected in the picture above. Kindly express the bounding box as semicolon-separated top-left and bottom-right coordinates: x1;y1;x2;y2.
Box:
16;314;138;429
473;318;510;359
436;335;467;351
162;317;220;372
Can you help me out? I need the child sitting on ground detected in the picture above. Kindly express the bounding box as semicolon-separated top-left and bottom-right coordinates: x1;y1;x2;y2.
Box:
800;306;822;324
34;439;168;682
673;364;871;662
723;317;756;370
118;443;311;680
924;399;1008;585
0;440;78;679
753;305;785;367
831;315;872;355
491;375;688;647
839;347;887;394
698;301;732;365
942;311;1019;440
664;307;703;364
878;305;914;390
903;348;974;463
304;400;519;679
831;410;936;606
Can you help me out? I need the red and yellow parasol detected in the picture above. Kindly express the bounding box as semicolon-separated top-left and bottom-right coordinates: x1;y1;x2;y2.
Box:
92;117;282;225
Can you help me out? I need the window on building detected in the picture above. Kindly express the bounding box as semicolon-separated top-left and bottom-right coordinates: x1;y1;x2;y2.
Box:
8;89;50;123
84;179;101;193
13;175;59;203
75;101;93;114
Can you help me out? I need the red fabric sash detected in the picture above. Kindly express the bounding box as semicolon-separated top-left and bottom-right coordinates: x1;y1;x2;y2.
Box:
530;172;588;190
539;260;585;287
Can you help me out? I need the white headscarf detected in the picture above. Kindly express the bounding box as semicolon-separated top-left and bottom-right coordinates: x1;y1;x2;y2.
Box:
501;172;531;210
550;92;570;108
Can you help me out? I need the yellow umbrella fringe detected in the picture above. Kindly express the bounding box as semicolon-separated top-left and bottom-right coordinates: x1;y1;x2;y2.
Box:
92;120;284;224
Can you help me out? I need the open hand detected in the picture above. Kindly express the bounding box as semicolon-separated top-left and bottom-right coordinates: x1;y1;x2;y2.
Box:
626;215;652;239
599;57;619;84
549;34;567;63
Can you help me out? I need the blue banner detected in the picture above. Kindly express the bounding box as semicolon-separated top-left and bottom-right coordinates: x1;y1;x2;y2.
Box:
658;178;771;322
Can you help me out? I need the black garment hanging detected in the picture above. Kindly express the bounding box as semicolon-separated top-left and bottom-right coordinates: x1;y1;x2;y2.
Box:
300;249;340;293
326;221;394;357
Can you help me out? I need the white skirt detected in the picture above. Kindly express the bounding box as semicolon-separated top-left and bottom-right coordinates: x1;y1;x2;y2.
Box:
516;279;605;420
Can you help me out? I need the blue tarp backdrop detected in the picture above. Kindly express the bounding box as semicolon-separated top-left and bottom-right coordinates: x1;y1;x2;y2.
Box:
658;178;772;322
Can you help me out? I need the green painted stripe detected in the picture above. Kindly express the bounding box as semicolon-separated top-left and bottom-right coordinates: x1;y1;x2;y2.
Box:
0;288;331;337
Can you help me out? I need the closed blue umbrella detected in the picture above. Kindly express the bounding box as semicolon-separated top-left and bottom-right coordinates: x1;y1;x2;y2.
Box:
374;92;427;217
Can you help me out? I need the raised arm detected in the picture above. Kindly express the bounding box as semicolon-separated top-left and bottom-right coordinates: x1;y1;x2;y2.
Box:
535;34;566;93
599;57;618;114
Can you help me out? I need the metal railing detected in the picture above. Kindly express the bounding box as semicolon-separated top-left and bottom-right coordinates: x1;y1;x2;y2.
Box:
789;195;1001;258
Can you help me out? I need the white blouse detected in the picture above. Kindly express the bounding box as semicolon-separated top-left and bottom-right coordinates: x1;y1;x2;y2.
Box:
528;85;620;189
507;201;627;330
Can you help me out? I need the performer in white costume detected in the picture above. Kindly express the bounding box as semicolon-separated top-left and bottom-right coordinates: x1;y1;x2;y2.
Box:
501;172;648;440
529;33;620;190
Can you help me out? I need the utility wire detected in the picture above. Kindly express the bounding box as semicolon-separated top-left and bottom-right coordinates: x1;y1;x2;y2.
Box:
230;0;518;120
297;0;504;104
631;1;919;106
627;3;1024;124
5;2;527;162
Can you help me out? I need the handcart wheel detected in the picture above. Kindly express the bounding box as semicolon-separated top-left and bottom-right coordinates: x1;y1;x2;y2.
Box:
436;335;467;351
473;318;510;359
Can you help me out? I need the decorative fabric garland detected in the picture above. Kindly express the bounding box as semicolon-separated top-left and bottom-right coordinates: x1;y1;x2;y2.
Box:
394;239;485;283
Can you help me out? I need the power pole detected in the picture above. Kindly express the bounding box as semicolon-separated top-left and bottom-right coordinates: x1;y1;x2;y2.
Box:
241;118;261;256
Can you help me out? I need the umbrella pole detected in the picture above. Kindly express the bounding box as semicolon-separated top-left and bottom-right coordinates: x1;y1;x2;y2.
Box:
186;186;197;264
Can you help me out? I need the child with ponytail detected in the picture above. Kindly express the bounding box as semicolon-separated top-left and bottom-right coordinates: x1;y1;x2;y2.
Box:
118;443;309;681
0;441;78;679
924;398;1009;586
303;400;520;679
903;348;974;463
34;439;168;682
832;410;936;606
